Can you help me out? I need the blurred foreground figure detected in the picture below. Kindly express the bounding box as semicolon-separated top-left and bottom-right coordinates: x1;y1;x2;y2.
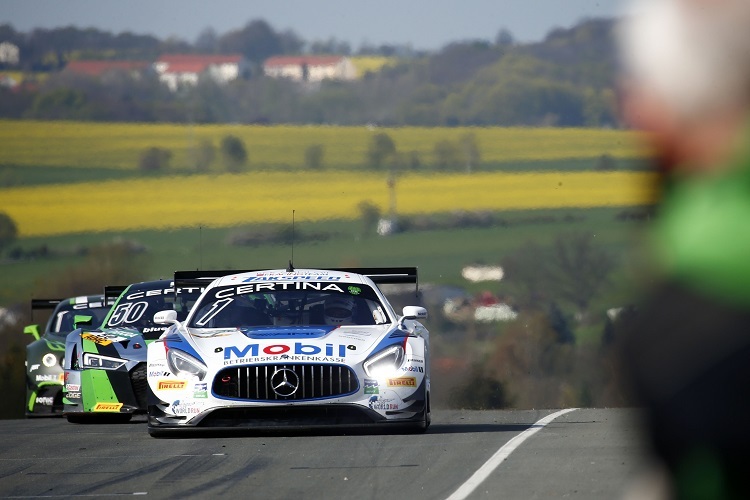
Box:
618;0;750;498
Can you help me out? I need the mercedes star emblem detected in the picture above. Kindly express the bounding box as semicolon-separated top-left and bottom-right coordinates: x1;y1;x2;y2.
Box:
270;368;300;397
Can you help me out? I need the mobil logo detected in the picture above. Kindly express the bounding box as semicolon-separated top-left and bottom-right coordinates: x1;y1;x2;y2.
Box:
224;342;349;360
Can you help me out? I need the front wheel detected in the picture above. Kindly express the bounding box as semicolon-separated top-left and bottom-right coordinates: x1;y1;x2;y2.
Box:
411;391;431;433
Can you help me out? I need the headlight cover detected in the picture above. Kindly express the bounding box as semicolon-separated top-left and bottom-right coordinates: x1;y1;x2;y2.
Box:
166;348;207;381
82;353;127;370
363;344;405;378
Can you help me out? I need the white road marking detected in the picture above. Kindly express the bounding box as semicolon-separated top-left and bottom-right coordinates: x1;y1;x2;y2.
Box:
0;454;222;461
445;408;578;500
4;494;147;498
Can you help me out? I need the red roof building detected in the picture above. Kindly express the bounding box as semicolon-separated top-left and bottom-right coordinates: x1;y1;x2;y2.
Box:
154;54;246;91
263;55;356;83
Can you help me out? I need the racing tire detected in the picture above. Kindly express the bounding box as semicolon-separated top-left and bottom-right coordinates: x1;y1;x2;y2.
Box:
411;391;431;434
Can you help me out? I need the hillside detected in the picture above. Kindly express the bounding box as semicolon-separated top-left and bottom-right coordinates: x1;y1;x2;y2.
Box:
0;18;620;126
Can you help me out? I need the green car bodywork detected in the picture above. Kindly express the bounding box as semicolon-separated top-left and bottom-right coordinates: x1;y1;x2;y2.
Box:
24;296;112;417
62;280;202;423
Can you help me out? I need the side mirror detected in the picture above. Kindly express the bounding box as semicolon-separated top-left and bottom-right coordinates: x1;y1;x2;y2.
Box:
398;306;428;331
402;306;428;320
23;325;40;341
73;315;93;329
154;310;178;325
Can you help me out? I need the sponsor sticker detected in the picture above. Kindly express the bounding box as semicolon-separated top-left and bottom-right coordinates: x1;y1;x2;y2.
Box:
338;330;372;339
171;399;204;415
400;366;424;373
158;380;188;390
35;374;60;383
223;342;349;365
65;384;80;392
35;396;54;405
386;377;417;387
82;331;140;346
93;402;123;412
364;378;379;395
81;333;113;346
194;383;208;398
368;395;399;410
142;327;167;334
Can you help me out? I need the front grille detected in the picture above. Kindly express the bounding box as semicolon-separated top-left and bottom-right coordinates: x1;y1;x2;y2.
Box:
213;364;359;401
130;362;148;409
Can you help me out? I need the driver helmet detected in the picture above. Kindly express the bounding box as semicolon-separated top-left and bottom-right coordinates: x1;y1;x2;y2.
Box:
324;296;355;325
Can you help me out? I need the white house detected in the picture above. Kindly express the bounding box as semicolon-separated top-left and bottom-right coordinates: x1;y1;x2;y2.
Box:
0;42;20;65
153;54;246;91
263;56;357;83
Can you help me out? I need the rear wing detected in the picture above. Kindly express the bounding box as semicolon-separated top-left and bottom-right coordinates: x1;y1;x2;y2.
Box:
104;286;127;304
338;267;420;299
332;267;417;286
29;299;63;321
174;266;419;293
174;270;255;290
31;299;63;311
28;294;118;326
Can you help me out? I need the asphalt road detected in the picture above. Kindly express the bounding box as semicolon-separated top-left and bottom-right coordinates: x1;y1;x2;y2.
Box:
0;408;650;499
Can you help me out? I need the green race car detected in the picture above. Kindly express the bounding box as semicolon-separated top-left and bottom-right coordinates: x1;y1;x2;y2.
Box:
62;280;202;423
24;295;113;417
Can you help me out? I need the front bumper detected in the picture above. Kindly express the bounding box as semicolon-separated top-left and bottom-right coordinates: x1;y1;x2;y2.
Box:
63;363;148;414
26;383;64;417
148;400;427;435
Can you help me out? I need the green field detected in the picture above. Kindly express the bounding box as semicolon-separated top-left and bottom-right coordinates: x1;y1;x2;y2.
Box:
0;120;649;173
2;206;649;310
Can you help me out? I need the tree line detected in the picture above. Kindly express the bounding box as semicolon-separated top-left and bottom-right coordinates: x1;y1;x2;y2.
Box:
0;18;620;127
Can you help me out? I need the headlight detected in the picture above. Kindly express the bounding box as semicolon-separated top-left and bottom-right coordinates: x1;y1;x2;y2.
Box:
82;353;127;370
42;353;58;368
166;348;207;381
363;344;404;378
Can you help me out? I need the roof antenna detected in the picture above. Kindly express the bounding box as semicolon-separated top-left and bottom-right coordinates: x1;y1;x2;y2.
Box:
287;210;295;272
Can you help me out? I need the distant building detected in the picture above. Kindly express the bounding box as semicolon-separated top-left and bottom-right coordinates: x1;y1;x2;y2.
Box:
64;60;151;78
0;42;20;65
263;55;357;83
153;54;246;91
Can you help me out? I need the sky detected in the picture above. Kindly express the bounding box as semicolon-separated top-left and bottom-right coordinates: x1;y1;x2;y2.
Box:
3;0;625;50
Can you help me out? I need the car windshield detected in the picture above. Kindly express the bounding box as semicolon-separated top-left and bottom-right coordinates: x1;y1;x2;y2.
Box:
105;282;202;332
189;283;390;328
46;299;111;336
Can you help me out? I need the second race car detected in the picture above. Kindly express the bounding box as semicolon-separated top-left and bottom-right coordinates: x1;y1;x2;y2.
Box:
62;280;203;423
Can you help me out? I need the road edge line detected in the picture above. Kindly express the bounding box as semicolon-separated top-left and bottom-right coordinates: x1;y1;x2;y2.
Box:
445;407;578;500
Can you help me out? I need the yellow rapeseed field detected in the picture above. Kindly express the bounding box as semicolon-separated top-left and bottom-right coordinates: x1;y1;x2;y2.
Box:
0;171;658;237
0;120;649;171
349;56;398;77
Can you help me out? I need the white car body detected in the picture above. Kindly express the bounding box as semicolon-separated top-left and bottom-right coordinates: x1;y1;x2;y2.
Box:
146;268;429;436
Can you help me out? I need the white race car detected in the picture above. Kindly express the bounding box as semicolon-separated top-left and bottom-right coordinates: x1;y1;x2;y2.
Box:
146;267;430;436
